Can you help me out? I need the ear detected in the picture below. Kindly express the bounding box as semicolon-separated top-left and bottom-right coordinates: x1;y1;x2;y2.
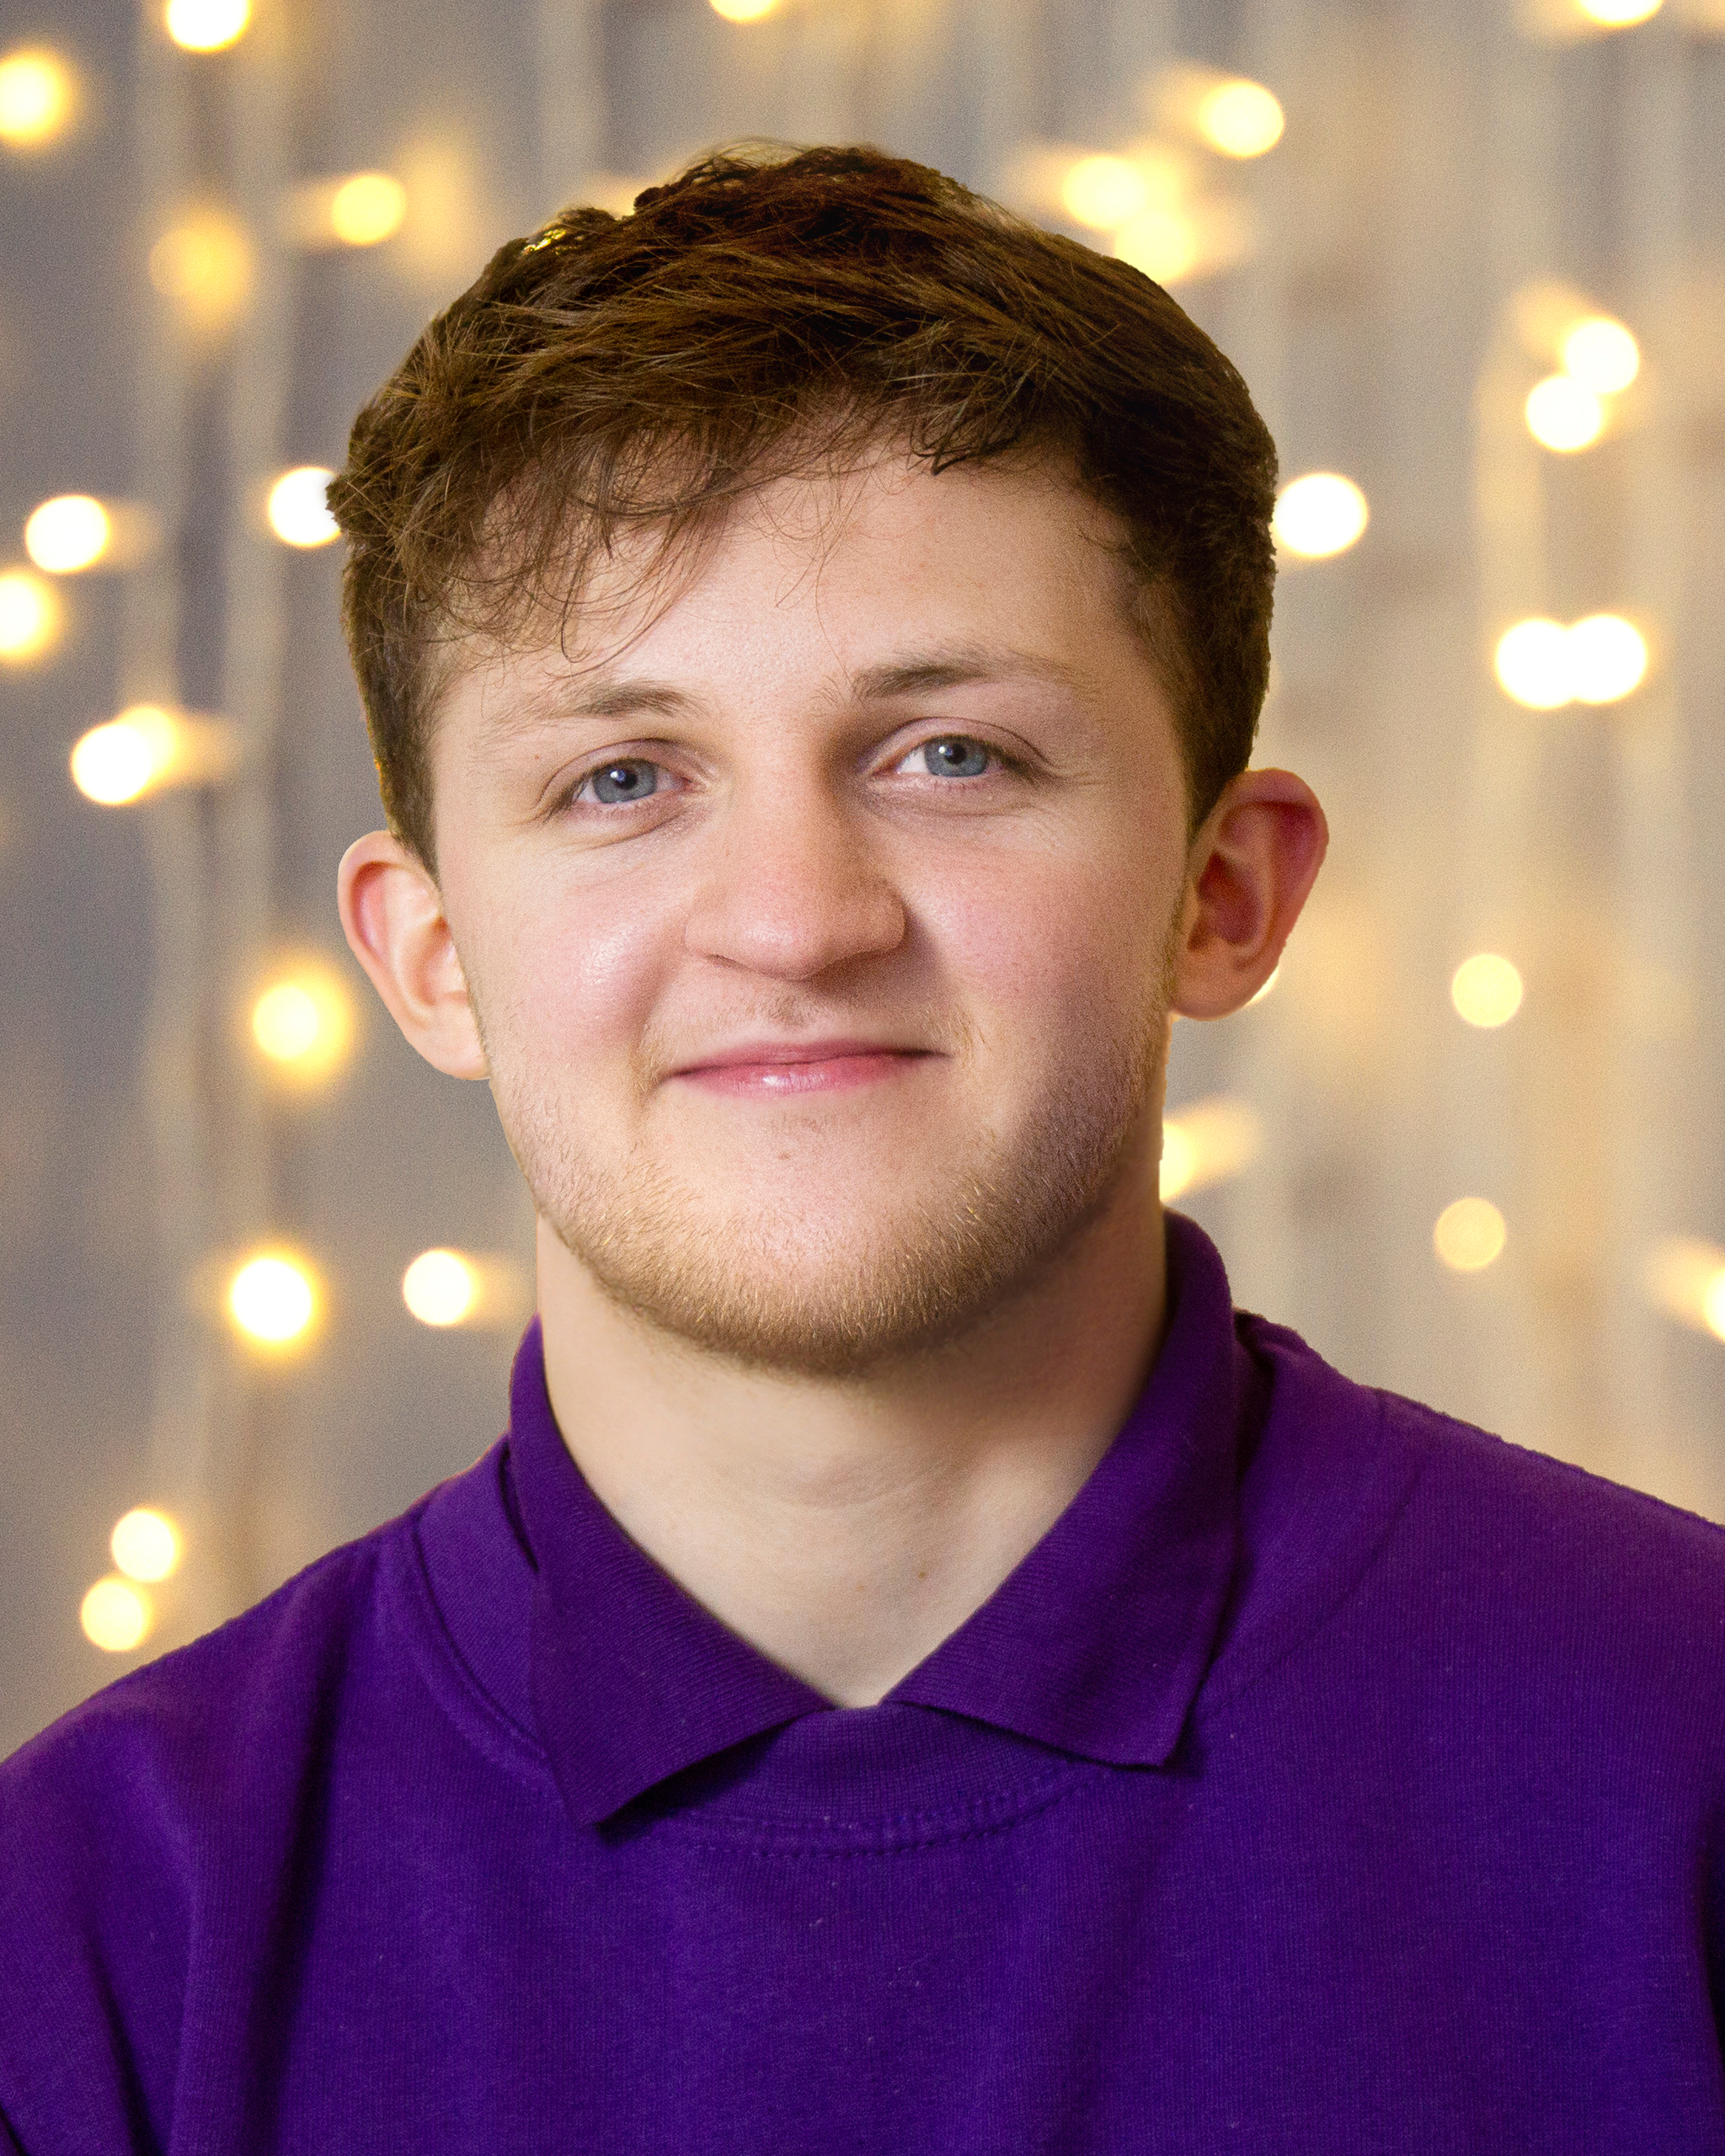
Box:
1172;769;1328;1020
336;832;489;1079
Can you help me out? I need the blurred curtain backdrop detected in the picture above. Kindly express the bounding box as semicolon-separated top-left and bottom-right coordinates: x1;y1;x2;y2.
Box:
2;0;1722;1750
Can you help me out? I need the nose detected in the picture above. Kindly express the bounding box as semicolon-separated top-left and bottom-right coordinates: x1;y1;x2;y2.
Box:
682;774;906;981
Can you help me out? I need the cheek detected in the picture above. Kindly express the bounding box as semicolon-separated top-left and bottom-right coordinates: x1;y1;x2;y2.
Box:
915;836;1178;1054
456;859;686;1080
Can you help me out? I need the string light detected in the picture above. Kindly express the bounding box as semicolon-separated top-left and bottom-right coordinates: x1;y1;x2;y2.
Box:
328;173;408;247
70;705;242;804
0;568;61;664
1562;315;1639;393
1525;374;1604;452
71;710;177;804
0;47;75;151
1451;953;1524;1028
1434;1197;1507;1273
80;1577;153;1652
148;210;253;336
163;0;251;52
1193;78;1284;158
1495;614;1647;708
250;960;355;1082
1272;472;1369;559
1160;1096;1263;1203
1060;154;1149;230
1114;207;1200;284
1643;1238;1725;1342
1567;613;1647;703
227;1250;320;1348
24;494;112;574
1576;0;1662;23
265;467;339;547
403;1249;481;1327
709;0;781;18
110;1508;182;1583
1494;618;1573;708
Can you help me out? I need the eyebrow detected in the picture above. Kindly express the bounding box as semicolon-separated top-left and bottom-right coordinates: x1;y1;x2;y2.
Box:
846;648;1088;701
489;646;1090;737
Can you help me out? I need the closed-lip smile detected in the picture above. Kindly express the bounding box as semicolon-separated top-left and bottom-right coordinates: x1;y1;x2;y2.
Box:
670;1038;939;1096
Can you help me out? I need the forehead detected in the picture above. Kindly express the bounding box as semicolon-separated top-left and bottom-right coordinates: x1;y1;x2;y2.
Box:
439;450;1163;740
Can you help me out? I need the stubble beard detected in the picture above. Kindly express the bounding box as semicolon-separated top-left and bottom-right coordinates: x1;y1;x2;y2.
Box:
490;959;1175;1382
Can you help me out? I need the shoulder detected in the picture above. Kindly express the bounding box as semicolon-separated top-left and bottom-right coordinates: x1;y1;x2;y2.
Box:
0;1518;402;1878
0;1513;414;2145
1226;1312;1725;1735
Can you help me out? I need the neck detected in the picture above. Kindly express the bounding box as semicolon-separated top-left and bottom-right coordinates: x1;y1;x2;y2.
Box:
535;1180;1169;1707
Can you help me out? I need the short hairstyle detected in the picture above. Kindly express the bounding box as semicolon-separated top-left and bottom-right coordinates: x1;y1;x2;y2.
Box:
330;143;1277;869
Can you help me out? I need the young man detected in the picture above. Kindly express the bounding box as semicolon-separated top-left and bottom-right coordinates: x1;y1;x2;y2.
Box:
3;146;1722;2152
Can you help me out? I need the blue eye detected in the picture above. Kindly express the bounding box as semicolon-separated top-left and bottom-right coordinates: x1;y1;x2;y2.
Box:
920;738;991;778
586;760;660;804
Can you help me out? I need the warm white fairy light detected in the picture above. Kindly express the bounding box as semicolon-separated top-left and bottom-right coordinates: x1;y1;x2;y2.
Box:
1272;472;1369;560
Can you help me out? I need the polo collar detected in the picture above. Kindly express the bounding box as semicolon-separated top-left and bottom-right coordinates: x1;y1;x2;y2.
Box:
513;1212;1245;1828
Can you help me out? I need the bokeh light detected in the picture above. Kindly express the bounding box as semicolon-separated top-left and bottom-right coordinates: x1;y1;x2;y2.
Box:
0;568;62;664
1567;613;1647;704
164;0;251;52
24;494;112;574
0;47;74;151
110;1507;182;1583
1576;0;1662;23
70;707;180;805
1494;617;1573;708
1272;472;1369;559
265;466;339;547
328;172;408;247
1434;1197;1508;1273
1160;1096;1263;1203
1562;314;1639;393
403;1248;481;1328
1114;206;1199;284
1194;78;1284;158
227;1251;319;1348
1525;373;1603;452
1060;153;1149;230
1643;1237;1725;1340
709;0;781;18
250;961;355;1082
80;1577;152;1653
1451;953;1524;1028
148;211;253;336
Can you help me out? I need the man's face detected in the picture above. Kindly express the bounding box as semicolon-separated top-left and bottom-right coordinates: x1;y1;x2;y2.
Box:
429;452;1194;1375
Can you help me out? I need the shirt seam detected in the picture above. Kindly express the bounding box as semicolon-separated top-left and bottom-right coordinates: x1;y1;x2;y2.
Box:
649;1761;1103;1854
654;1754;1091;1839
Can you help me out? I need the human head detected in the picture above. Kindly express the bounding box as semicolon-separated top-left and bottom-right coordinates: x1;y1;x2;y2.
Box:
328;142;1279;872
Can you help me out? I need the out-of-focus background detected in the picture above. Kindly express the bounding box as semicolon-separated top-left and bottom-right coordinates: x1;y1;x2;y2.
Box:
2;0;1722;1753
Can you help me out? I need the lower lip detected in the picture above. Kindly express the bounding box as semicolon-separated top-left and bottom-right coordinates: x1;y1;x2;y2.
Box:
676;1052;931;1097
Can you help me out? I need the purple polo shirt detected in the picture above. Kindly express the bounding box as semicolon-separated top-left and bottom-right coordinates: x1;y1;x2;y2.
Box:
3;1214;1724;2151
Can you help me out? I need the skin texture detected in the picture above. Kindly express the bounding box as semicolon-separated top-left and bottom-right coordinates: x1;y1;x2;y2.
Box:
339;452;1327;1705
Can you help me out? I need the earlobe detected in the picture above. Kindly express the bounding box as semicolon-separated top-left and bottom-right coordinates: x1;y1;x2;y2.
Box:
336;832;489;1079
1171;769;1328;1021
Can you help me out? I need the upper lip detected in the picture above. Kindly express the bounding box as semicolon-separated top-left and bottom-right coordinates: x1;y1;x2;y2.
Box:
671;1037;932;1073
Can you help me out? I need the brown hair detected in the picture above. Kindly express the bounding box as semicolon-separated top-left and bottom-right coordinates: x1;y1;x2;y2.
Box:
330;143;1277;869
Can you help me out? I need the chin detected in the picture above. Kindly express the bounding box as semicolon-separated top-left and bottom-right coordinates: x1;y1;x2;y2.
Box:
543;1142;1142;1380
